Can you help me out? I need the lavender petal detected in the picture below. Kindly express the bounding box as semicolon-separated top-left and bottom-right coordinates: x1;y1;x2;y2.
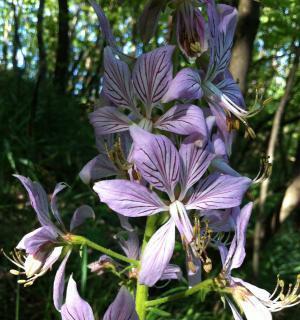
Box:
89;106;131;135
130;126;180;199
103;47;134;109
186;173;251;211
103;286;138;320
132;45;174;108
163;68;202;102
155;104;208;137
139;219;176;286
70;205;95;231
93;179;166;217
61;275;94;320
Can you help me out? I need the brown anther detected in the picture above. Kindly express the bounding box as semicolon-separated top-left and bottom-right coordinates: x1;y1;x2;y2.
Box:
131;167;142;181
128;268;138;279
203;257;212;273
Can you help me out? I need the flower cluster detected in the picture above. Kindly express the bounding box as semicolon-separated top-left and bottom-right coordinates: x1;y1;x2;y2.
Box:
5;0;300;319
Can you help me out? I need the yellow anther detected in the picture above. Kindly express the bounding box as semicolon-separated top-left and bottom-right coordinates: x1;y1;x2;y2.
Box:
10;269;20;275
17;279;26;284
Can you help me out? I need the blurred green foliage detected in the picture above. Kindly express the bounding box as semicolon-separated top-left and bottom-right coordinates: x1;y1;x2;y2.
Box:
0;0;300;319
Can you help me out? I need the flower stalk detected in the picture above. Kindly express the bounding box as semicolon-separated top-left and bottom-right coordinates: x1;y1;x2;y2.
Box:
67;234;138;266
135;215;158;320
146;278;217;307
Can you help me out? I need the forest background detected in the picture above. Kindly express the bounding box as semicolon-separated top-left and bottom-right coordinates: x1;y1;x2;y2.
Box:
0;0;299;319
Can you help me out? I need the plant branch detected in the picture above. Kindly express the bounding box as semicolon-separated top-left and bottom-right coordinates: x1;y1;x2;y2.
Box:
135;215;158;320
146;279;219;307
67;234;138;266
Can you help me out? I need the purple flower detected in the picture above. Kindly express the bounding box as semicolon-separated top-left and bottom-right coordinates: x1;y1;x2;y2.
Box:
176;1;208;59
163;1;256;134
138;0;207;58
89;224;182;282
93;127;251;286
89;46;209;138
103;286;139;320
60;277;94;320
217;203;300;319
79;133;130;184
7;175;94;286
55;269;139;320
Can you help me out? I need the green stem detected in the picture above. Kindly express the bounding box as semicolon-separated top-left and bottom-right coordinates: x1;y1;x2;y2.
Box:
81;245;88;295
146;279;215;307
15;275;20;320
135;215;158;320
68;235;138;266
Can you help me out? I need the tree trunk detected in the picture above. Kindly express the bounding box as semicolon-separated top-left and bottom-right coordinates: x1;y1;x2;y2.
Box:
252;44;300;276
279;138;300;223
2;13;10;69
11;2;21;71
54;0;69;94
37;0;47;76
29;0;47;136
229;0;260;94
279;175;300;223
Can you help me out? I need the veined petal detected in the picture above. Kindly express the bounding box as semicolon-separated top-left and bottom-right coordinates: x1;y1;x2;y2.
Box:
227;203;253;270
17;226;58;255
212;132;227;157
225;297;243;320
138;0;167;44
53;250;71;311
217;70;246;108
160;264;182;281
103;286;138;320
210;104;235;157
79;154;118;184
93;180;166;217
187;255;202;287
61;275;94;320
234;292;272;320
169;201;193;243
132;45;174;108
179;135;215;196
218;244;228;267
162;68;202;102
176;3;207;59
89;106;131;135
89;0;116;50
130;126;180;199
41;246;64;272
202;209;235;233
25;246;63;280
116;230;140;260
14;175;51;227
51;182;68;227
118;214;134;232
155;104;208;137
88;255;117;276
103;47;134;109
139;219;176;286
186;173;251;211
232;278;271;302
70;205;95;231
206;1;237;80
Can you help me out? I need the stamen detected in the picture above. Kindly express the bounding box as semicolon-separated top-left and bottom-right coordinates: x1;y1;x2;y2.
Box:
2;249;24;269
262;275;300;312
191;216;213;272
10;269;21;275
104;136;132;173
253;156;272;184
203;81;258;136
